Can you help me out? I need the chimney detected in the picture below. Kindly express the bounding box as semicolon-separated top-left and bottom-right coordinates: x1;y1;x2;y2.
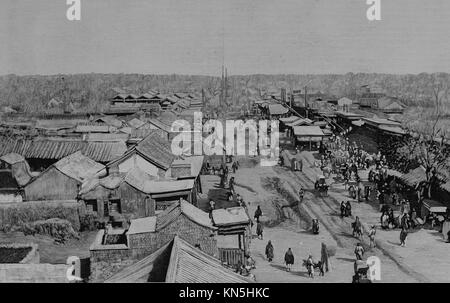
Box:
171;163;192;179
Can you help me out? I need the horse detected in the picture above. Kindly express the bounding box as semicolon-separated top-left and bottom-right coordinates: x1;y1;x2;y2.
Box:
303;259;324;277
352;222;363;239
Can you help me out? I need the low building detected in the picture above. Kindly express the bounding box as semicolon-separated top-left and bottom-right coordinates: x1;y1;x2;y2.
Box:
107;132;175;178
89;200;218;281
293;126;326;150
127;199;217;259
0;153;35;201
23;151;104;201
212;207;252;267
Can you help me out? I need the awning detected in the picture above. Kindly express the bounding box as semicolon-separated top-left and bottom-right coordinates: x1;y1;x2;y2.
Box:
422;199;447;213
352;120;365;127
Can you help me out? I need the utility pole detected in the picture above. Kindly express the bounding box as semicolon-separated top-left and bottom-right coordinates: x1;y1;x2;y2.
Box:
224;67;228;106
304;85;308;118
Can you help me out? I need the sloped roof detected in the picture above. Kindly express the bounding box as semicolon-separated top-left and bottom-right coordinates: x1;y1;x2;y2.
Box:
165;236;248;283
79;174;125;195
80;165;194;196
212;207;251;226
156;200;216;231
75;123;111;133
293;126;324;136
287;118;313;127
147;119;172;133
135;132;176;170
127;118;146;129
377;97;406;109
169;156;204;178
94;116;123;128
124;167;158;192
35;120;77;131
53;151;105;182
268;104;289;115
0;153;26;165
279;116;301;123
127;216;157;235
85;133;129;142
106;236;250;283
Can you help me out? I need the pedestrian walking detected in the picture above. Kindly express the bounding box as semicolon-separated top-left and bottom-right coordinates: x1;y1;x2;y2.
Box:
254;206;263;223
299;187;305;203
368;225;376;248
400;227;408;247
306;255;314;278
284;248;294;272
354;243;364;260
265;240;274;262
340;201;346;218
345;201;352;217
256;221;264;240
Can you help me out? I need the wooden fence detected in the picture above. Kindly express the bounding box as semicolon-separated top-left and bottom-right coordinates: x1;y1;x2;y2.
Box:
218;248;245;268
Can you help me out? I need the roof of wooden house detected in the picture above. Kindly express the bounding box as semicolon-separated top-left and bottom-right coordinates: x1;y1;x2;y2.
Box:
106;236;250;283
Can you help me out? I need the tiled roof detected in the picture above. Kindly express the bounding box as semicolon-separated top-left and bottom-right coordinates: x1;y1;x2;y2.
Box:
165;236;248;283
135;132;176;170
156;200;216;231
53;151;105;182
127;118;145;129
0;137;127;162
106;236;250;283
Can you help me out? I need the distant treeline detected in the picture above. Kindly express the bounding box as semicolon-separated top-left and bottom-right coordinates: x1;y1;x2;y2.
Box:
0;72;448;113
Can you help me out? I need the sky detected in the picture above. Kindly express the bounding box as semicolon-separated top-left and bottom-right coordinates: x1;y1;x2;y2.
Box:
1;0;450;76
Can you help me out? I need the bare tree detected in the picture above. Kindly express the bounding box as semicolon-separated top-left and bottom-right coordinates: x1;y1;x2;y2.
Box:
397;80;450;199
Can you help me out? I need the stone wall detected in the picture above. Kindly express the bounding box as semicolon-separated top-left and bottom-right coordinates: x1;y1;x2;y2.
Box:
128;215;218;259
89;230;133;282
